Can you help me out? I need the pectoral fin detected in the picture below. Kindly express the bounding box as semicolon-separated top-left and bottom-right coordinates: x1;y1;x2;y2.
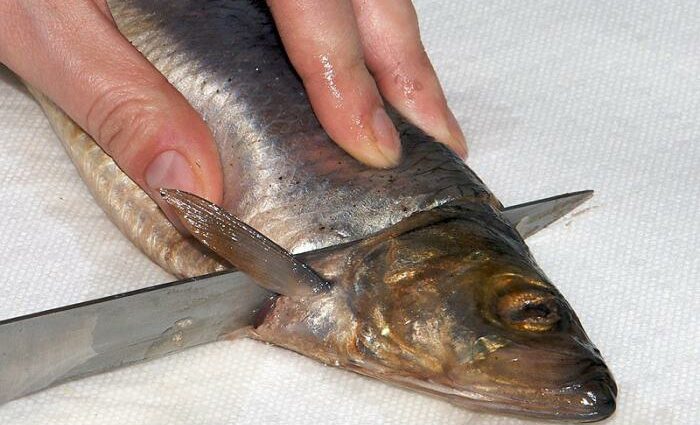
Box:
161;189;329;297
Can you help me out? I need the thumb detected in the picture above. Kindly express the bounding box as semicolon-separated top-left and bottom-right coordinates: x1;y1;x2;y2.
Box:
0;1;223;211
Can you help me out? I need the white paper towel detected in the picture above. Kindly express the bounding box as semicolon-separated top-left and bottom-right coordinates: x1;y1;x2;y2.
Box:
0;1;697;424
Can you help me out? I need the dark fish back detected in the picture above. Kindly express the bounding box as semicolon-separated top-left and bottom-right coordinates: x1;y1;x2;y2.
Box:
109;0;496;252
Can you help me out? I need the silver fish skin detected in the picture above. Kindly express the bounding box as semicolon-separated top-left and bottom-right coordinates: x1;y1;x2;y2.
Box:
109;0;496;255
28;0;616;421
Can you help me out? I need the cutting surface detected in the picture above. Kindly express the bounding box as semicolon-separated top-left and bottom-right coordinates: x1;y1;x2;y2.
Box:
0;1;698;424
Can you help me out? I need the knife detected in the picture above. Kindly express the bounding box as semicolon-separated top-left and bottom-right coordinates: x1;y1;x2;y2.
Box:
0;190;593;404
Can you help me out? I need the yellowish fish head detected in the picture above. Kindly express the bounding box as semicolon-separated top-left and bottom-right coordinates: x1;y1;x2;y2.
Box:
256;203;616;422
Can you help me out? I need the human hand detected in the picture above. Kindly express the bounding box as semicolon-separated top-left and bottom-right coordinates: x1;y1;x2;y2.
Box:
267;0;468;167
0;0;466;215
0;0;224;214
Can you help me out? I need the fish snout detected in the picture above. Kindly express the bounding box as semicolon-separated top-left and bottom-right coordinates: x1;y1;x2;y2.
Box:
442;337;617;421
574;371;617;422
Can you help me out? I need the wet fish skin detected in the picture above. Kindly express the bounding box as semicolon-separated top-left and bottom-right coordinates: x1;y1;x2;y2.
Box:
162;187;616;421
28;0;616;420
109;0;496;256
251;201;616;422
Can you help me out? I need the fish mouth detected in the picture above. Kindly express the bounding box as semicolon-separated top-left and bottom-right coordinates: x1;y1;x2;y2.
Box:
382;365;616;422
455;368;617;422
351;348;617;422
443;338;617;422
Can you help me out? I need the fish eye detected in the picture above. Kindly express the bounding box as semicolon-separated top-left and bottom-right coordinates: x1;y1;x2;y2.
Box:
496;289;561;332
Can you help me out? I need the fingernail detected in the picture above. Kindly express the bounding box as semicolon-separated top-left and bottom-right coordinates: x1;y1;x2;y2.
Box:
445;109;468;160
146;150;198;193
146;150;199;234
371;107;402;167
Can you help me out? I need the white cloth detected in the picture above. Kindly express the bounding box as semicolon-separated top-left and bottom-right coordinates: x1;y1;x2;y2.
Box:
0;1;697;424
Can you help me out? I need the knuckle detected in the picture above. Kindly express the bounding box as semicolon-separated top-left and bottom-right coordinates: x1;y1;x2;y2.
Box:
85;86;160;160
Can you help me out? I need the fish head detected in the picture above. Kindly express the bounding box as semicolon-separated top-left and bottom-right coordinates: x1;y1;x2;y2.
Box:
253;202;616;421
337;204;616;421
162;188;615;420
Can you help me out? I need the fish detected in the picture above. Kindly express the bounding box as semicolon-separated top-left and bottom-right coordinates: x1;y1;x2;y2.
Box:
25;0;617;421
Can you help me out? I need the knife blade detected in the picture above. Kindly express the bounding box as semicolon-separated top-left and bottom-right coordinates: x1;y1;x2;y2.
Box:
0;190;592;404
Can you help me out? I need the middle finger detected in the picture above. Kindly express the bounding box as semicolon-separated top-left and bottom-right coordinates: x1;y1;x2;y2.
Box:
267;0;401;168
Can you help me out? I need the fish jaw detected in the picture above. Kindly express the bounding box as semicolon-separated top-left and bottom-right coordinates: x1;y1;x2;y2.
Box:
252;202;616;421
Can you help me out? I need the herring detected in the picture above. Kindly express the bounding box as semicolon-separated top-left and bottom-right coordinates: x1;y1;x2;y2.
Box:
26;0;617;421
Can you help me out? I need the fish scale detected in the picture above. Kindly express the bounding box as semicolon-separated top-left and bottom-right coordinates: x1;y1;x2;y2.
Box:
110;0;495;256
14;0;617;421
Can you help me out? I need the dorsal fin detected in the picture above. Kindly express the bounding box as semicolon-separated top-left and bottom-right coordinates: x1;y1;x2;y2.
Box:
161;189;329;297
